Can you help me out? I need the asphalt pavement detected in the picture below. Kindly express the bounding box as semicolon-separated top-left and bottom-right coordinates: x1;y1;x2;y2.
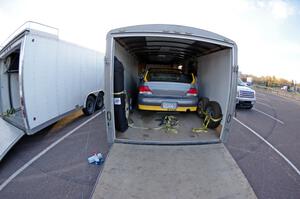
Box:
226;91;300;199
0;110;109;199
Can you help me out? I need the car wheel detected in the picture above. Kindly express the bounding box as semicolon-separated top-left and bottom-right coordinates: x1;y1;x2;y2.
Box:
206;101;222;129
197;97;209;118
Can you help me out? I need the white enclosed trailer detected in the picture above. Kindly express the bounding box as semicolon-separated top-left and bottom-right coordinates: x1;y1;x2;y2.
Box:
92;25;256;198
0;22;104;160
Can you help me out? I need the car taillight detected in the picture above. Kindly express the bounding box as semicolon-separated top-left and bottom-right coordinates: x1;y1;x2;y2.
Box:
187;88;198;96
139;86;152;94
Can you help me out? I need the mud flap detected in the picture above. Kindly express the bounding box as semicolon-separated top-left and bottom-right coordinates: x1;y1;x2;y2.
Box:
0;118;24;161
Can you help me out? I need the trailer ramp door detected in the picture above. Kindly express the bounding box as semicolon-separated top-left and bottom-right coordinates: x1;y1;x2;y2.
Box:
92;143;256;199
0;118;24;161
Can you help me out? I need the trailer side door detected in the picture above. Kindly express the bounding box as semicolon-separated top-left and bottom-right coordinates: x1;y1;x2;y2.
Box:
0;118;24;161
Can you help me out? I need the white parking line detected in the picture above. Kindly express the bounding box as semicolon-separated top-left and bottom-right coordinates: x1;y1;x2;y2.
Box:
0;110;104;192
253;108;284;125
233;117;300;176
256;101;273;109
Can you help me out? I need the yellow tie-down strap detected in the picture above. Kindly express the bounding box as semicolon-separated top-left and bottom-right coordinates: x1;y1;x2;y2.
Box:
192;112;222;133
113;91;126;95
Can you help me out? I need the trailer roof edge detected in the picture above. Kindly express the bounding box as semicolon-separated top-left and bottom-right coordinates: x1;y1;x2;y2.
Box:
108;24;236;45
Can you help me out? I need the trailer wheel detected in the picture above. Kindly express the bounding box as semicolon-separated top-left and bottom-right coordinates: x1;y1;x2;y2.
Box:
95;92;104;110
206;101;222;129
197;97;209;118
83;95;96;116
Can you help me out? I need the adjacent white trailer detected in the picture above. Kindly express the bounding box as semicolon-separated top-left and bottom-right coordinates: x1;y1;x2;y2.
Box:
92;24;257;198
0;22;104;160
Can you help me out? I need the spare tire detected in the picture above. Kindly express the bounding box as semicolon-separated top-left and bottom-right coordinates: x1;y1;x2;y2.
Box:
113;57;128;132
205;101;222;129
197;97;209;118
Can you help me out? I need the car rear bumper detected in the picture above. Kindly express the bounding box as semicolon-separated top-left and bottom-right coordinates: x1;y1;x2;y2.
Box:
138;95;198;112
138;104;197;112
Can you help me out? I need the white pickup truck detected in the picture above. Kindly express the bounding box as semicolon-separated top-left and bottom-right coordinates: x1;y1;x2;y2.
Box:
236;78;256;109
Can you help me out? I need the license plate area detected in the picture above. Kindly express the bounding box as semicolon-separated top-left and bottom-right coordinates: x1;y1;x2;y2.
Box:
161;102;177;110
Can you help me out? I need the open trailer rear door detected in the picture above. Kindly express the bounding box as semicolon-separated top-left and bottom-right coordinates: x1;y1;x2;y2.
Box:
92;143;256;199
0;117;24;161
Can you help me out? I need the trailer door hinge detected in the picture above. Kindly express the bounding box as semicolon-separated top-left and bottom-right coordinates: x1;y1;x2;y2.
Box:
233;65;239;73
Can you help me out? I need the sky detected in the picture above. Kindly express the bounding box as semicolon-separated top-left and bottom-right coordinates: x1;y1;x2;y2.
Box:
0;0;299;82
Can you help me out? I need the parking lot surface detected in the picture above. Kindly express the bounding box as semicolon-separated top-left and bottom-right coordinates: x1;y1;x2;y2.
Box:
226;91;300;199
0;110;108;199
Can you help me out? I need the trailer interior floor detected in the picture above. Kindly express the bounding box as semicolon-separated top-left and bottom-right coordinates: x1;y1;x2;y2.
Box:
117;110;220;143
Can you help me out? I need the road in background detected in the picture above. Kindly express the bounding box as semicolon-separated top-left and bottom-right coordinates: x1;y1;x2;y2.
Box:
226;91;300;199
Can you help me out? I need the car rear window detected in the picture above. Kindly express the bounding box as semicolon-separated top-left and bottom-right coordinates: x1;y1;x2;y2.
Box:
147;70;193;83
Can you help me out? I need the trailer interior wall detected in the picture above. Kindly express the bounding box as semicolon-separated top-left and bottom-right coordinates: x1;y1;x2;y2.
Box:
111;35;233;144
197;49;232;126
0;38;25;129
114;42;139;97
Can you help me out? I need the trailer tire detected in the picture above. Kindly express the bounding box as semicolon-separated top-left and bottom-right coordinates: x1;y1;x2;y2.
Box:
83;95;96;116
197;97;209;118
95;92;104;110
206;101;222;129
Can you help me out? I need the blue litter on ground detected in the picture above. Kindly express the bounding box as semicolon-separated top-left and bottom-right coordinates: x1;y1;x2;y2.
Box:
88;153;104;165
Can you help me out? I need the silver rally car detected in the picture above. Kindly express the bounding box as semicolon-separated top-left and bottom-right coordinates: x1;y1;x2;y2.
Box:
138;68;198;112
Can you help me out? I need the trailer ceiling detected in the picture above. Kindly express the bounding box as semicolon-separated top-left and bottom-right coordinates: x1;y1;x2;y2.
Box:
116;36;228;64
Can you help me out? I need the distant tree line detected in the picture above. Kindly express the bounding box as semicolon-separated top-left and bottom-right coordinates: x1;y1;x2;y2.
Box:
240;73;299;92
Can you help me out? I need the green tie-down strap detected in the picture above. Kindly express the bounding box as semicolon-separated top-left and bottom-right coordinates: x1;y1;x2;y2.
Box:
192;111;222;133
161;115;179;134
128;115;179;134
128;118;163;131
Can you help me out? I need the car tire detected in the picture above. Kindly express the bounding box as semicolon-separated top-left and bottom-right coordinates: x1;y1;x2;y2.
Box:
95;92;104;110
83;95;96;116
206;101;222;129
197;97;209;118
